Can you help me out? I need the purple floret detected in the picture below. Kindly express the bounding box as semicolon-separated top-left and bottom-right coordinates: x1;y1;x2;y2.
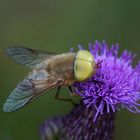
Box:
73;41;140;121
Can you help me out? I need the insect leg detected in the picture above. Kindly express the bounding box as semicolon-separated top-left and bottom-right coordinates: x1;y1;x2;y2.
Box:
55;86;77;106
95;73;100;77
92;79;104;84
68;86;73;93
68;86;78;96
96;60;103;68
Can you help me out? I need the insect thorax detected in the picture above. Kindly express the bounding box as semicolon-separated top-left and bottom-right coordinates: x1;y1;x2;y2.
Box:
46;53;76;82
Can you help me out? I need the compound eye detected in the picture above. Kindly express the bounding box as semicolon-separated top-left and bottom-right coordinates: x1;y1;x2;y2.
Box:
74;59;93;81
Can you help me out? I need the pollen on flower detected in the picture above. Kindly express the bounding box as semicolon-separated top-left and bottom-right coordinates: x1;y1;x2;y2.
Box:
73;41;140;121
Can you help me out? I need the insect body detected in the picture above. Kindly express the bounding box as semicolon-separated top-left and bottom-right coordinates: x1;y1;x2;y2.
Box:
3;47;96;112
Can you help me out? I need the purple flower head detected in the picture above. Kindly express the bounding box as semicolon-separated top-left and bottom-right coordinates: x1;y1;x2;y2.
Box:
73;41;140;121
40;41;140;140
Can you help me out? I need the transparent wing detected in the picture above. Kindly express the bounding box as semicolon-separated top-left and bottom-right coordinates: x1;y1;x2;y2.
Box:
6;46;56;68
3;70;64;112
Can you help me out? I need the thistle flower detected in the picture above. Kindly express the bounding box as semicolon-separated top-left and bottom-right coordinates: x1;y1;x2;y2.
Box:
40;41;140;140
74;41;140;121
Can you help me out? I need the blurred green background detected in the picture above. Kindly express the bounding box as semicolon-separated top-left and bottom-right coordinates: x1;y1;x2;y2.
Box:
0;0;140;140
